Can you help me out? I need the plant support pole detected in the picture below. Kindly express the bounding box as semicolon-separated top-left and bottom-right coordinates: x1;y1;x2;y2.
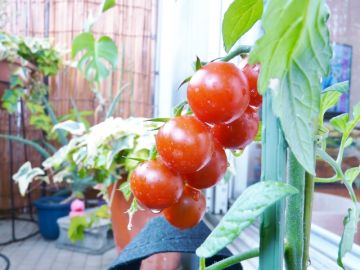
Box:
259;91;287;270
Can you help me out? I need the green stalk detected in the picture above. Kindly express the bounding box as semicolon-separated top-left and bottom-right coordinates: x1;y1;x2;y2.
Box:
285;152;305;270
259;91;287;270
42;97;68;145
0;134;50;158
303;172;314;269
205;248;259;270
221;45;251;62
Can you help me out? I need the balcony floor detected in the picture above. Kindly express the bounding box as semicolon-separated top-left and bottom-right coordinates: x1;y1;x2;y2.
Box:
0;218;117;270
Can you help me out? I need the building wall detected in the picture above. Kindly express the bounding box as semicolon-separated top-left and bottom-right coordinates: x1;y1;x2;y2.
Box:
327;0;360;109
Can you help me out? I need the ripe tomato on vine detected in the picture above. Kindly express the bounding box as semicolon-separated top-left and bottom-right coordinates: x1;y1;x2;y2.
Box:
187;62;250;124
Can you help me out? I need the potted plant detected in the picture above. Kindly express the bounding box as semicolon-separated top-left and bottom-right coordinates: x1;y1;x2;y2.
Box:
12;116;158;245
0;32;32;96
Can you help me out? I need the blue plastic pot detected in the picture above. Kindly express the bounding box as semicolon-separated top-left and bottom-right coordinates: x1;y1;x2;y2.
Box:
33;196;71;240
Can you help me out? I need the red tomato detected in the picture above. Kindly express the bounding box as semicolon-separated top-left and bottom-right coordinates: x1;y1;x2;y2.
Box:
156;116;214;174
130;160;184;210
187;62;249;124
242;64;262;108
212;106;259;150
163;185;206;230
183;140;227;189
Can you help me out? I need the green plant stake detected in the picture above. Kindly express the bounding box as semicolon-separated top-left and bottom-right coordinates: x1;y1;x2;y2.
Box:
259;91;287;270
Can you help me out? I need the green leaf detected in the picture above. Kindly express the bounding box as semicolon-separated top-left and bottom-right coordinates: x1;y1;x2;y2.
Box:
250;0;332;175
337;208;358;269
250;0;331;94
12;162;44;196
330;114;349;133
319;91;342;125
95;204;110;219
106;135;136;169
119;181;132;201
196;181;297;258
52;120;86;136
101;0;116;13
222;0;263;52
173;101;188;117
68;216;88;242
345;167;360;184
194;56;202;71
72;32;118;82
353;103;360;120
0;134;50;158
178;76;192;90
145;117;170;123
322;81;349;94
106;84;128;118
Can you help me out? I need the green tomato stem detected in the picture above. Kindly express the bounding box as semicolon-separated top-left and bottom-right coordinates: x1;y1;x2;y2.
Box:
303;172;315;270
199;257;206;270
205;248;259;270
285;152;305;270
314;175;341;183
221;45;252;62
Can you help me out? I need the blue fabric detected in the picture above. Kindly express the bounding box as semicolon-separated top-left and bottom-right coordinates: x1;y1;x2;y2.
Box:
108;217;242;270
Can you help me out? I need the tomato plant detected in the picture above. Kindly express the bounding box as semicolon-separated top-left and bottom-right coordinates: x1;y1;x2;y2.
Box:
212;106;259;150
183;139;227;189
187;62;249;124
127;1;359;270
163;185;206;230
130;160;184;210
156;116;214;174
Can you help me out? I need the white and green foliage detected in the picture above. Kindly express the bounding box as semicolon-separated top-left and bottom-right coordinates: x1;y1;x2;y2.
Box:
43;117;157;187
12;162;44;196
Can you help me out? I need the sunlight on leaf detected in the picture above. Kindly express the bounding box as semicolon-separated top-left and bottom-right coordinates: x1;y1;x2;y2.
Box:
196;181;297;258
222;0;263;52
250;0;332;174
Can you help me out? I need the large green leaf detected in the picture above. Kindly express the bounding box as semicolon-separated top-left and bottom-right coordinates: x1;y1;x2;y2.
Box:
72;32;118;82
196;181;297;258
222;0;263;52
250;0;332;174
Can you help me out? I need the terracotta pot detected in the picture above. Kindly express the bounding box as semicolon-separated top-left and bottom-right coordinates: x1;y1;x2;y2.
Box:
108;181;181;270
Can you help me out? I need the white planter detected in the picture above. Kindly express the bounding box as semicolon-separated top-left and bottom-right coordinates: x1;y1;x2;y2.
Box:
56;207;114;254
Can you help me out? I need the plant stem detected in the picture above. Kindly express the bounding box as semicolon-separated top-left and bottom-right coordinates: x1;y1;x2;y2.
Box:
199;257;206;270
221;45;252;62
259;91;287;270
205;248;259;270
303;172;314;270
285;152;305;270
314;175;341;183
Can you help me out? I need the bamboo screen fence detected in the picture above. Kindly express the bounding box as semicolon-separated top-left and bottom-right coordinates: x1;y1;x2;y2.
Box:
0;0;157;209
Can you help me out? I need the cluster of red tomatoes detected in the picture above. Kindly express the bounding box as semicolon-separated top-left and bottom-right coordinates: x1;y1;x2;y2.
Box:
130;62;261;230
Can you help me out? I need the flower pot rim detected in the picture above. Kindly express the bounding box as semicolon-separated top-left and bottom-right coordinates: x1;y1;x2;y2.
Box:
34;195;71;210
